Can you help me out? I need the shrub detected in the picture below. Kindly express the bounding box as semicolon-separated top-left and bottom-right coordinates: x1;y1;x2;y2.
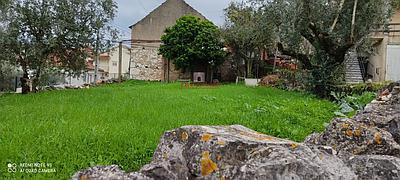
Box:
331;91;376;117
332;81;392;96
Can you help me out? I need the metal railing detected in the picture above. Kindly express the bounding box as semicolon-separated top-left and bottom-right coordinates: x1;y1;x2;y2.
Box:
371;23;400;37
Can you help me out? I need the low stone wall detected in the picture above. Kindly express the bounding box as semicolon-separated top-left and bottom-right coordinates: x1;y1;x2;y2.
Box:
72;83;400;180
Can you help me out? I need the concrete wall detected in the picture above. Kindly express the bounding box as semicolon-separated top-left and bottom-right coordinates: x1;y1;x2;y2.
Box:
98;57;109;73
130;0;205;41
108;46;131;78
368;10;400;82
368;38;388;82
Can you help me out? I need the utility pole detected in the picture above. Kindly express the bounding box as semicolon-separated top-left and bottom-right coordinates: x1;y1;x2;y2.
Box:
167;59;170;83
128;48;132;79
118;41;123;82
94;30;100;84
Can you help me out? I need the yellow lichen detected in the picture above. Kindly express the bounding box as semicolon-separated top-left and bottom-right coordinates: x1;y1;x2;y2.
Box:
354;128;362;137
345;129;353;137
217;141;226;145
221;176;226;180
201;133;213;142
341;123;350;129
162;152;169;160
374;132;382;145
181;131;188;141
256;137;273;141
217;155;222;161
201;151;218;176
290;143;299;149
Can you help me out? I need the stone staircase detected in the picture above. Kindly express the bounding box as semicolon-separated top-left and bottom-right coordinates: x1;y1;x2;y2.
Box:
345;50;364;84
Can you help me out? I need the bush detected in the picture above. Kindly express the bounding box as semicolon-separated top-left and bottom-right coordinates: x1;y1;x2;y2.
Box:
332;81;392;96
331;91;376;117
269;68;311;91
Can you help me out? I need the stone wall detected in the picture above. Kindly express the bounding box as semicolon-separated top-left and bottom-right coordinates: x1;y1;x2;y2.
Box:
130;46;164;81
130;46;184;82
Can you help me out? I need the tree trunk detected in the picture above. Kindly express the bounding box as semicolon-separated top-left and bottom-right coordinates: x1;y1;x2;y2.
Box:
94;30;100;84
350;0;359;43
246;52;253;78
32;67;41;93
330;0;346;32
210;66;214;83
310;50;343;98
21;69;30;94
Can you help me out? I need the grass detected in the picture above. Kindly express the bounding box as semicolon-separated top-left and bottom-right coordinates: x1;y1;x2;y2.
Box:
0;81;337;179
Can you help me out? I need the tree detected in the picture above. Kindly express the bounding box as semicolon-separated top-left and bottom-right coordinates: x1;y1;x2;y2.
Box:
159;15;226;81
0;0;117;94
249;0;396;97
223;2;275;78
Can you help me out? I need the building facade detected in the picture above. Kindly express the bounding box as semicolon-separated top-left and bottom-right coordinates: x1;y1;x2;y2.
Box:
129;0;207;81
368;9;400;82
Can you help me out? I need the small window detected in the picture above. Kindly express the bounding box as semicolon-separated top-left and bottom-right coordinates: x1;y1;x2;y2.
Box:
112;62;117;66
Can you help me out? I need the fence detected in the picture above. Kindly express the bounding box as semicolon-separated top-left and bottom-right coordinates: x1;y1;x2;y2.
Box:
1;72;134;93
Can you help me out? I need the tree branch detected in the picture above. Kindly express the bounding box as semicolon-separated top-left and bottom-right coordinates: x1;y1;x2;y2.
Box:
351;0;358;43
330;0;346;33
277;42;313;70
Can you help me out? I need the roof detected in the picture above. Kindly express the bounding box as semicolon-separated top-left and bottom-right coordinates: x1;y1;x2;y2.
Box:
129;0;207;29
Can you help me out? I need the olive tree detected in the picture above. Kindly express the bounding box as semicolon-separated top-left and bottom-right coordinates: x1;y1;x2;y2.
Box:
0;0;117;94
250;0;397;97
223;2;275;78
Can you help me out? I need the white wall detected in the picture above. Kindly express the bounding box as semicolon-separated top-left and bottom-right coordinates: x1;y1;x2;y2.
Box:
108;46;131;78
386;45;400;81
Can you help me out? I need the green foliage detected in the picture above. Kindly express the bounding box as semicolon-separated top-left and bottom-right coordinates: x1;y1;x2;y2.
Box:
223;2;276;78
333;81;392;95
0;0;117;93
331;91;376;117
248;0;395;97
274;69;311;91
0;81;337;179
393;0;400;9
159;16;226;71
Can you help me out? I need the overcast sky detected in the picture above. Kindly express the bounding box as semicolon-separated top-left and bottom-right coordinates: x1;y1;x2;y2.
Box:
113;0;242;39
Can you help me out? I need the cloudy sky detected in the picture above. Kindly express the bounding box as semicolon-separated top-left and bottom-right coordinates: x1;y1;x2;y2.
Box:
113;0;242;39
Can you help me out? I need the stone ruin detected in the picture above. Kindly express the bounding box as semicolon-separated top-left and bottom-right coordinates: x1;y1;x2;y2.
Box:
72;83;400;180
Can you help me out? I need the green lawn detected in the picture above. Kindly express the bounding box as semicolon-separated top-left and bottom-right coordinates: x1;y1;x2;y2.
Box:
0;81;337;179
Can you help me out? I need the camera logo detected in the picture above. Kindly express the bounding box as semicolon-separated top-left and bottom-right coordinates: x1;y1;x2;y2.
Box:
8;163;16;173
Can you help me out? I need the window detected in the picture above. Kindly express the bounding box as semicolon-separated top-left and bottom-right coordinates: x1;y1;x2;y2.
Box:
112;62;117;66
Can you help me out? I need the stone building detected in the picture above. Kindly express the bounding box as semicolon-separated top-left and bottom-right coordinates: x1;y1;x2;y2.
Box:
367;9;400;82
129;0;235;82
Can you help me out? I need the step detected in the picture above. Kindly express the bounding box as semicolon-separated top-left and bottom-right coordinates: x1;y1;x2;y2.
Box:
346;72;362;76
346;78;364;82
346;70;362;73
346;72;363;75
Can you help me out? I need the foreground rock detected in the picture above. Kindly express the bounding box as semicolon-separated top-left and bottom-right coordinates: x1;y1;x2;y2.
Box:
73;84;400;180
71;165;150;180
73;125;356;180
304;118;400;159
346;155;400;179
